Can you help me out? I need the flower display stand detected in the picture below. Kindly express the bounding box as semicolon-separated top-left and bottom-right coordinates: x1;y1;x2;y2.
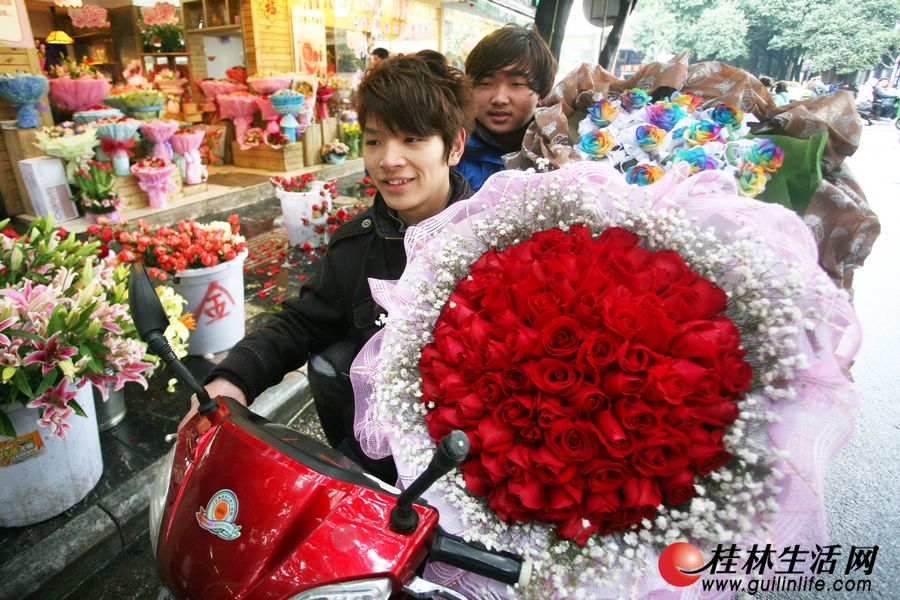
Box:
231;141;305;172
114;169;184;210
170;251;248;355
0;384;103;527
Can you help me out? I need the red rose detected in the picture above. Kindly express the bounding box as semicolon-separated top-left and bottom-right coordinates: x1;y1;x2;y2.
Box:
603;300;646;339
535;393;572;428
568;386;609;415
543;480;583;522
557;514;598;546
687;427;732;475
461;459;493;496
528;358;583;395
578;331;620;372
546;419;599;462
647;358;708;403
507;477;548;511
480;452;510;483
581;458;627;492
719;350;752;394
497;394;535;427
473;373;508;409
618;342;655;372
505;324;541;362
690;399;739;426
593;411;634;457
502;367;532;391
660;469;697;506
596;226;640;251
540;316;584;360
488;483;532;523
528;444;578;484
632;428;691;477
612;397;658;432
522;290;563;329
599;368;643;397
584;489;621;519
622;476;662;512
476;414;516;453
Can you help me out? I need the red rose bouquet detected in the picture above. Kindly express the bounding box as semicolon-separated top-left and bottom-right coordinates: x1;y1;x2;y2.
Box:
87;214;248;280
352;162;861;598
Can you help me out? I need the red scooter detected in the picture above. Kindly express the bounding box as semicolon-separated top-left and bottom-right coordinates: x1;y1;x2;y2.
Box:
129;265;529;599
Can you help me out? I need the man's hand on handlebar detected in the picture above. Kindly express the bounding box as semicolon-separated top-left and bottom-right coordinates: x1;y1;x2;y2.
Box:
178;377;247;432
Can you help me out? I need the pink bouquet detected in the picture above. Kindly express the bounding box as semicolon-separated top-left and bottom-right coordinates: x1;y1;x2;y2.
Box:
218;92;259;140
247;73;293;96
254;96;281;135
48;71;111;114
139;118;180;160
170;127;207;185
131;156;177;208
197;79;246;118
315;80;335;120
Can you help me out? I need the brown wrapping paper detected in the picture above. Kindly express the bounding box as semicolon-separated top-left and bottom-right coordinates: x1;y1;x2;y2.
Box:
507;53;880;289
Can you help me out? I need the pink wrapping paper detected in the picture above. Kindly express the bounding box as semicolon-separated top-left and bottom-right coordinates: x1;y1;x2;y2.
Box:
170;131;208;185
218;93;259;140
139;119;180;160
197;80;247;118
48;78;111;113
131;162;177;208
255;97;282;134
248;75;293;96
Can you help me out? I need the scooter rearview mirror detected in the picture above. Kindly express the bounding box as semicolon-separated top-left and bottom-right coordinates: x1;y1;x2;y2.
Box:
128;264;216;413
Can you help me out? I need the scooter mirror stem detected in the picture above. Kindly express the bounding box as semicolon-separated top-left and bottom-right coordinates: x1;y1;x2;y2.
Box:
390;431;470;534
128;264;216;413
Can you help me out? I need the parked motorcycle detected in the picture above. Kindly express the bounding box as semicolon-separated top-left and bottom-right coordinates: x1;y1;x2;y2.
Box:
129;264;529;600
860;96;900;128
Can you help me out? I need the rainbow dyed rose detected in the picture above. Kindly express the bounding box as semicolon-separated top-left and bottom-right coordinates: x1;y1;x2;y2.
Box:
619;88;652;112
710;104;743;129
635;124;666;151
744;139;784;172
684;120;724;146
579;128;615;158
625;163;664;186
672;146;718;173
587;100;620;127
645;101;686;131
737;164;768;197
670;91;705;112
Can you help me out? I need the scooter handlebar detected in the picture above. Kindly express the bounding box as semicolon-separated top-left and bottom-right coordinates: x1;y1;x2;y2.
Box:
429;528;529;587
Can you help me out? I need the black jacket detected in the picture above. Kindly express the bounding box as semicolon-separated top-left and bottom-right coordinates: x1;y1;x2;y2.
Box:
210;170;472;402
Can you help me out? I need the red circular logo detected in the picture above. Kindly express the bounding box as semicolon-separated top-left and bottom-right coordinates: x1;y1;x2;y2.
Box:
658;542;704;587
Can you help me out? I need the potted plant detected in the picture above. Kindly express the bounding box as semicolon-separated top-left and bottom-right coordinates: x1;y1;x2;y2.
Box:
0;217;154;526
71;160;122;222
87;216;249;355
321;139;349;165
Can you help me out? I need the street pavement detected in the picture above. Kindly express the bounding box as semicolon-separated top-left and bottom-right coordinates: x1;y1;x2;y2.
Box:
66;124;900;599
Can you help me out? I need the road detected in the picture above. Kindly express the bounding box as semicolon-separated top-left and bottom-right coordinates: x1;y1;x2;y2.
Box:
71;123;900;599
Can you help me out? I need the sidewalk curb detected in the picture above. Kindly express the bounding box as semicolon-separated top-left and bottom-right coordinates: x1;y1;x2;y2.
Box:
0;370;311;600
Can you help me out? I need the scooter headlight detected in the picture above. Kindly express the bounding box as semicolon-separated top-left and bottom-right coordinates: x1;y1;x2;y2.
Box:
149;446;176;556
287;578;392;600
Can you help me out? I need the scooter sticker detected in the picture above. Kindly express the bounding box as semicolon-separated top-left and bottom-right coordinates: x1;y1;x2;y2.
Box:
196;489;242;540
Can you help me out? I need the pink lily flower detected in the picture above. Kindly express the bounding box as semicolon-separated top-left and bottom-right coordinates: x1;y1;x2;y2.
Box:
0;316;16;346
22;332;78;375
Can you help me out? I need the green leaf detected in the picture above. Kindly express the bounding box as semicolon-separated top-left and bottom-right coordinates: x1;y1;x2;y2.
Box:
9;329;43;342
0;410;15;438
14;374;34;399
35;370;58;397
69;399;86;418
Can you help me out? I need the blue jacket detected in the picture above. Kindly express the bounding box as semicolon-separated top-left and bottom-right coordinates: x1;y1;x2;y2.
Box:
456;125;506;192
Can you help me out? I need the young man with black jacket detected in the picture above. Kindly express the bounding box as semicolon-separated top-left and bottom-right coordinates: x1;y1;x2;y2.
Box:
182;52;474;482
457;24;557;192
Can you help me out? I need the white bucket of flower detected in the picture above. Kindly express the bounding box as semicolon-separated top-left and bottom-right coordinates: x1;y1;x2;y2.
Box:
1;217;153;526
272;175;328;246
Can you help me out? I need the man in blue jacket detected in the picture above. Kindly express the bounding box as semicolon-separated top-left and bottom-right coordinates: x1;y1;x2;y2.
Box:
457;25;557;192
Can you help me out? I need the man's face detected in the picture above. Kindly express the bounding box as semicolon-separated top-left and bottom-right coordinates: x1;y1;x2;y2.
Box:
473;67;540;136
363;117;465;225
371;55;382;68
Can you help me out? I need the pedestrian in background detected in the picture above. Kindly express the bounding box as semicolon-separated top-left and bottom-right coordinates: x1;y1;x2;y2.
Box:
457;24;557;192
370;47;389;68
773;81;791;106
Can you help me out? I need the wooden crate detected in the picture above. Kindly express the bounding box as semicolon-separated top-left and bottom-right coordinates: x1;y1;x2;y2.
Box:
1;126;47;216
302;125;323;167
231;141;304;172
320;117;338;147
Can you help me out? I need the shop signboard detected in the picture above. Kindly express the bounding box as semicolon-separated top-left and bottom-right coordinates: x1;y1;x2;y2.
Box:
291;6;328;78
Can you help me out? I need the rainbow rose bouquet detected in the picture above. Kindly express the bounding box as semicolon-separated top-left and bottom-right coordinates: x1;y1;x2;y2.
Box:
352;162;859;598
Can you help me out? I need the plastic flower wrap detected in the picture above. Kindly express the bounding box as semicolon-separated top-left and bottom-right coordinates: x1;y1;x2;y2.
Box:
0;217;153;438
86;214;248;280
139;118;179;161
130;156;177;209
170;127;207;184
248;71;293;96
0;72;49;128
74;104;125;124
95;116;141;176
71;160;121;221
197;79;247;118
33;122;98;182
254;96;281;135
119;90;166;120
315;79;335;120
47;59;111;114
219;92;259;140
104;85;149;113
199;125;224;165
352;162;860;599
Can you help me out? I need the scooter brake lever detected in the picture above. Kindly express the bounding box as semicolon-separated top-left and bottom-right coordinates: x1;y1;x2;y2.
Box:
401;576;467;600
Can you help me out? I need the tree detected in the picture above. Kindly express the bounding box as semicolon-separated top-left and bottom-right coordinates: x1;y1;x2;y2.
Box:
535;0;576;60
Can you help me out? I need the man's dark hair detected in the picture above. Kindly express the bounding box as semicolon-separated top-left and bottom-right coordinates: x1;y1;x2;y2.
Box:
371;47;389;60
759;75;773;89
464;24;557;97
355;51;474;160
775;81;788;94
